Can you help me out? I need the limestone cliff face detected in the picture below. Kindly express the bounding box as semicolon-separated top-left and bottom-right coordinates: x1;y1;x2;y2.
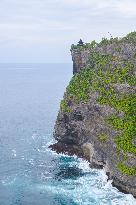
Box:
71;48;91;74
50;33;136;197
71;40;136;74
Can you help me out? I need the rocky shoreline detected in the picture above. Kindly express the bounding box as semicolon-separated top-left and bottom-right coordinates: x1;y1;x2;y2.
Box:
50;33;136;197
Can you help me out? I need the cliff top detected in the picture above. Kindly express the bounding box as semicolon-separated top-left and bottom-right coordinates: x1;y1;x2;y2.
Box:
71;31;136;74
71;31;136;51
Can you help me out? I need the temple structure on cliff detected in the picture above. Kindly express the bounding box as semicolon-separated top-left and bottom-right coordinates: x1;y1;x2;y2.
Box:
78;39;84;46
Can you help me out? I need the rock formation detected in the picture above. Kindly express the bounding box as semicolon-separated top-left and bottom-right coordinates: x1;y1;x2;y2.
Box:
50;32;136;197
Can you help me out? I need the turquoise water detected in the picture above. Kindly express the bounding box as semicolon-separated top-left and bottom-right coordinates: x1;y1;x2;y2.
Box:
0;64;135;205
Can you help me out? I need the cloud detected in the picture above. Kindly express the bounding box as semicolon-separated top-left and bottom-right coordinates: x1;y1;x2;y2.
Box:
114;0;136;16
0;0;136;62
57;0;110;8
56;0;136;16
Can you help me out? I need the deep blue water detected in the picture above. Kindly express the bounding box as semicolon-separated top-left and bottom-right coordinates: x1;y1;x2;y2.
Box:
0;64;135;205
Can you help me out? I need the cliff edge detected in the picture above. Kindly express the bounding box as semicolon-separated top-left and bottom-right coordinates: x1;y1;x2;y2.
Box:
50;32;136;197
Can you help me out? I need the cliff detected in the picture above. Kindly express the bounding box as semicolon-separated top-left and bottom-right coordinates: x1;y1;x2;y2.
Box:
50;32;136;197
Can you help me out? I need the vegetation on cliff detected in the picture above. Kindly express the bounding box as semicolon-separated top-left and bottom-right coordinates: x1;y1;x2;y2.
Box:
71;31;136;50
61;32;136;176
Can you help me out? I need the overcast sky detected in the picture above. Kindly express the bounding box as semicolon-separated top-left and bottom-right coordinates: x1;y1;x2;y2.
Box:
0;0;136;63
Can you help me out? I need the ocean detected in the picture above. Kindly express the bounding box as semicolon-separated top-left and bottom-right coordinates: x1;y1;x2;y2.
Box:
0;64;135;205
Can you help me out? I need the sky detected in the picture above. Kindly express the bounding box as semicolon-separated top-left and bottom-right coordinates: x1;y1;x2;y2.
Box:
0;0;136;63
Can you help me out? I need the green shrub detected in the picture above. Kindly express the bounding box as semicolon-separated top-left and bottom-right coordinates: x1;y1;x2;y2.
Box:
98;134;108;142
126;31;136;42
67;68;94;102
60;100;71;113
118;163;136;176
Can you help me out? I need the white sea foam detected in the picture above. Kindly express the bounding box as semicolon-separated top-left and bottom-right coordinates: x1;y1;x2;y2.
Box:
32;151;136;205
11;149;17;157
32;133;39;140
74;158;136;205
1;176;16;186
45;147;136;204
